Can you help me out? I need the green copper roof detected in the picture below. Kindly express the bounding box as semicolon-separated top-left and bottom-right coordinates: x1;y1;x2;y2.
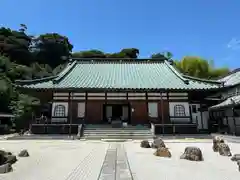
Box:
15;59;222;91
219;69;240;87
209;95;240;110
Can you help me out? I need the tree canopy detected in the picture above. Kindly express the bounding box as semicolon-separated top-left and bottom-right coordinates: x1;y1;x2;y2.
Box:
174;56;229;79
0;24;231;123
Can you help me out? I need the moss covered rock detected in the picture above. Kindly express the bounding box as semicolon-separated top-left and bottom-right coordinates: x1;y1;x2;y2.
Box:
18;150;29;157
154;147;171;158
180;146;203;161
151;137;165;149
140;140;151;148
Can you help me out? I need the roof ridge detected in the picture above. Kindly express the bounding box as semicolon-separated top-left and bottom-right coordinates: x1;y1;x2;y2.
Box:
53;61;77;84
164;60;189;84
73;58;165;64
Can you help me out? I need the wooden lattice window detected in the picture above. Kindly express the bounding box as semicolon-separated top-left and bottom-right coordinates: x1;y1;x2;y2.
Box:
54;105;66;117
174;105;186;117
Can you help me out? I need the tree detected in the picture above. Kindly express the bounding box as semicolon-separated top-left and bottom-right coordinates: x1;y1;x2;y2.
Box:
0;27;33;65
33;33;73;68
0;75;13;112
9;92;40;131
151;53;167;60
175;56;229;79
119;48;139;58
151;51;173;60
72;50;106;58
72;48;139;59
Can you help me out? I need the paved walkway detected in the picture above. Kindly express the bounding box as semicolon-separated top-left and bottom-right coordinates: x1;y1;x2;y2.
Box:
98;143;133;180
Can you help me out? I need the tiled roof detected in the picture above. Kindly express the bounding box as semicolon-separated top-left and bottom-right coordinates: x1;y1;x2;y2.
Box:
209;95;240;110
15;59;222;91
218;69;240;87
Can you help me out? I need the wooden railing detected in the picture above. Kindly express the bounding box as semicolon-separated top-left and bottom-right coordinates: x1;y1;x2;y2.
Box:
32;116;84;125
152;123;198;135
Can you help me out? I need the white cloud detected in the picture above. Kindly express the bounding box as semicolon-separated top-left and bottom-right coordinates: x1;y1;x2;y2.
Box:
227;38;240;50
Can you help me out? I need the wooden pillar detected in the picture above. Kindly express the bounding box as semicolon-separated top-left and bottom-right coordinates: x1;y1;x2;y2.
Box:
200;103;204;130
232;107;237;136
160;92;164;134
68;92;71;124
146;92;149;126
189;104;193;123
69;92;73;135
85;92;88;124
167;92;170;122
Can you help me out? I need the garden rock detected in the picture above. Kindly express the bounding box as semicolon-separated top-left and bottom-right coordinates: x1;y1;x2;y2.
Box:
18;150;29;157
5;155;17;164
212;136;224;152
0;150;17;165
140;140;151;148
180;146;203;161
151;137;166;148
218;143;232;156
231;154;240;161
0;163;12;174
154;147;171;158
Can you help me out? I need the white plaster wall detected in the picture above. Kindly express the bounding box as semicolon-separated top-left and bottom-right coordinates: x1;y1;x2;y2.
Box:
77;102;85;118
148;102;158;118
169;102;190;122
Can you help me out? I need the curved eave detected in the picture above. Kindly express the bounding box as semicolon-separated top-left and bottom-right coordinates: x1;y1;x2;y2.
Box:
15;76;57;86
182;75;223;85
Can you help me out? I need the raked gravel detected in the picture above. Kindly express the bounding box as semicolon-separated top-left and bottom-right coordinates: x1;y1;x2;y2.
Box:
0;139;239;180
125;140;240;180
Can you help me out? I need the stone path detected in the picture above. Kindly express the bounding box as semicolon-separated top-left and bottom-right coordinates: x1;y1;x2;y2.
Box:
98;143;133;180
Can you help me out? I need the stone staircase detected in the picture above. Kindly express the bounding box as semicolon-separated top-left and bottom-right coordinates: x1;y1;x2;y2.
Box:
83;125;153;140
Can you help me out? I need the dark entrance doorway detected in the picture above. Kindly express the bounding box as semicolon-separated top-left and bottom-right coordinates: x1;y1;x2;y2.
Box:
103;104;131;124
112;104;122;119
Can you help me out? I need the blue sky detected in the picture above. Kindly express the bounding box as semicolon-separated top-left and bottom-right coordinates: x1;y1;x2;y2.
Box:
1;0;240;69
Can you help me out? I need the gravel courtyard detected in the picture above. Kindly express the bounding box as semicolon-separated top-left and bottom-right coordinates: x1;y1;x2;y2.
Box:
0;139;239;180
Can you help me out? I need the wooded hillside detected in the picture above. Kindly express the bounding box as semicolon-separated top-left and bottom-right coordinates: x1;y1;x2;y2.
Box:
0;25;230;122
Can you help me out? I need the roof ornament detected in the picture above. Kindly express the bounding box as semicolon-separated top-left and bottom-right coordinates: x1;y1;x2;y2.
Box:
168;59;174;65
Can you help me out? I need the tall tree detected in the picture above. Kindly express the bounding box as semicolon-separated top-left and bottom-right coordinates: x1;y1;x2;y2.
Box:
33;33;73;68
72;50;106;58
0;26;32;65
72;48;140;59
151;51;173;60
175;56;229;79
119;48;139;58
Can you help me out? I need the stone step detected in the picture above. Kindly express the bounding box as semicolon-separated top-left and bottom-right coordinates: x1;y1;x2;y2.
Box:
84;130;152;133
84;133;152;136
84;128;150;130
84;136;152;140
84;129;150;132
84;134;152;136
83;125;152;140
